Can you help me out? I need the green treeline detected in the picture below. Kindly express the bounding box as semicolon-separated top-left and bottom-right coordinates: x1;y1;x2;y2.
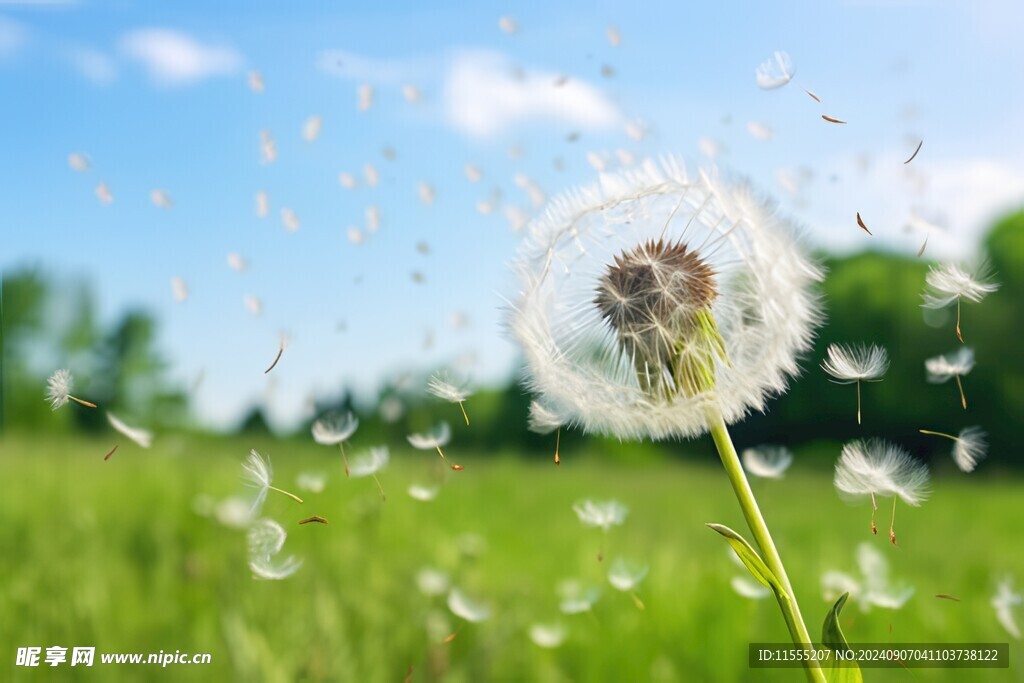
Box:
2;211;1022;465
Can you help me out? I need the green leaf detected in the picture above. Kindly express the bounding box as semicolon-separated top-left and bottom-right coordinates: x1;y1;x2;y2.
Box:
705;523;788;601
821;592;863;683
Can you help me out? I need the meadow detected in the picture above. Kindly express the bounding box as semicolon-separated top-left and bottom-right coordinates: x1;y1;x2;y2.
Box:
2;434;1022;682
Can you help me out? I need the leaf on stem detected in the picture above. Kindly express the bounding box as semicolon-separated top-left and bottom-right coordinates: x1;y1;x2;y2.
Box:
706;523;788;601
822;592;863;682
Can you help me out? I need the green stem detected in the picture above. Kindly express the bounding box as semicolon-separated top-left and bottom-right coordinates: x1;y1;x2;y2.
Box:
706;406;826;683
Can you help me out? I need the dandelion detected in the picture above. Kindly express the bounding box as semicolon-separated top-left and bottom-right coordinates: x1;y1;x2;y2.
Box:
45;369;96;410
447;588;490;623
821;343;889;424
732;576;771;600
834;439;930;544
608;557;648;609
992;578;1022;639
755;50;794;89
407;422;462;470
427;374;473;426
508;158;825;676
242;449;303;513
106;412;152;448
925;347;974;409
919;426;987;472
302;115;322;142
416;567;450;597
296;471;326;493
248;518;302;580
741;445;793;479
311;412;359;476
407;483;440;502
558;580;602;615
922;263;999;343
348;446;389;500
529;623;567;648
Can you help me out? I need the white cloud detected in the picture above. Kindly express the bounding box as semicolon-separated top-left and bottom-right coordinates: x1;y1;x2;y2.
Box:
65;46;117;85
0;15;27;58
120;28;241;86
443;50;621;137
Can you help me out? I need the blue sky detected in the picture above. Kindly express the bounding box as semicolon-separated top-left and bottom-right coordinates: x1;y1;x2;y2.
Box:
2;0;1023;429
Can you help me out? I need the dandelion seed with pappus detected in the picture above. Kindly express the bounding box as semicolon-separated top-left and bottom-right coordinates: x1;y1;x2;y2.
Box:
45;369;97;410
407;422;462;470
348;446;389;500
509;158;826;680
925;347;974;409
742;445;793;479
922;262;999;343
821;343;888;425
242;450;303;513
247;518;302;580
427;373;473;426
312;412;358;476
919;426;987;472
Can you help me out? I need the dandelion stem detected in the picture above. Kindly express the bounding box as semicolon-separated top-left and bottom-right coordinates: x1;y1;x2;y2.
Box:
458;401;470;426
339;442;350;477
69;395;97;409
919;429;957;441
706;406;825;683
955;375;967;410
268;486;304;504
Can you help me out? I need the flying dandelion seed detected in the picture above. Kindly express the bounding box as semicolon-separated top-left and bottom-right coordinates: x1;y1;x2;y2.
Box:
755;50;794;89
922;263;999;343
498;15;519;34
904;140;923;164
103;445;118;461
106;412;152;448
607;557;648;609
364;164;380;187
242;449;304;513
834;439;929;544
917;234;929;257
573;500;627;559
302;115;322;142
935;594;960;602
347;227;364;245
822;543;915;611
227;252;247;272
427;374;473;426
311;412;359;477
298;516;328;525
615;149;636;167
821;343;889;425
255;190;269;217
264;335;287;374
919;425;987;473
296;471;326;493
746;121;773;141
821;570;861;605
95;182;113;204
338;172;357;189
697;137;723;159
600;64;615;78
558;580;602;614
741;445;794;479
529;623;567;648
856;212;873;236
416;567;450;597
248;518;302;580
45;369;96;410
507;144;524;160
606;25;622;47
586;151;608;171
348;446;389;500
625;119;648;141
925;347;975;409
68;152;90;172
366;205;380;232
402;84;422;103
418;182;436;205
822;115;846;124
150;189;173;208
732;575;771;600
407;422;462;470
416;241;430;256
381;146;397;161
281;207;300;232
171;276;188;302
993;578;1022;639
504;205;530;232
407;483;440;502
259;130;277;164
803;88;821;103
464;163;482;183
411;271;425;284
243;295;262;316
248;70;264;93
447;588;490;623
357;83;374;111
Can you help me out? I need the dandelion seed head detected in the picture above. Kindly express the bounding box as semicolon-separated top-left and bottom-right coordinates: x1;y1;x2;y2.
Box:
607;557;649;591
407;422;451;449
447;588;490;623
311;412;359;445
45;369;73;410
922;263;999;308
508;158;823;440
573;499;628;532
348;446;389;478
834;439;930;506
529;622;567;648
106;412;153;448
925;347;975;382
952;426;987;473
741;445;793;479
821;343;889;383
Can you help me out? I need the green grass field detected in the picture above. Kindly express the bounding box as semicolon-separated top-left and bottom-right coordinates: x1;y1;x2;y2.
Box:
2;434;1022;681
